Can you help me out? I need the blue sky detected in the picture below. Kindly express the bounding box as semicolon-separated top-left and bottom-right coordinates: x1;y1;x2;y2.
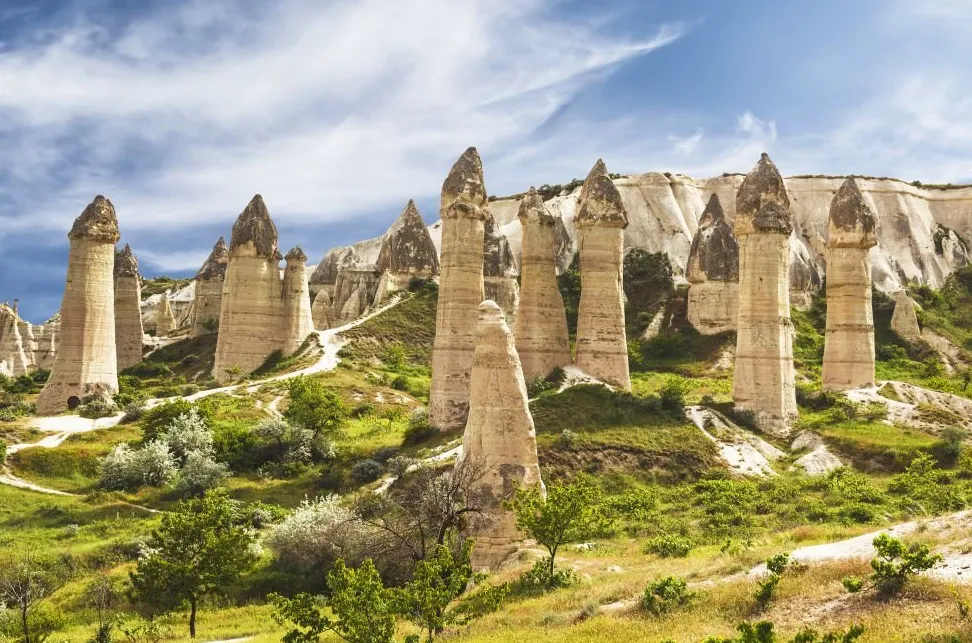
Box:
1;0;971;322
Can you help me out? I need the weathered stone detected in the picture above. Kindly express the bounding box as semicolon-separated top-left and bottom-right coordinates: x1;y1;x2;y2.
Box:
311;290;332;330
732;154;797;434
113;245;143;371
514;188;570;380
0;303;31;376
687;194;739;334
574;159;630;389
36;196;120;415
430;147;489;430
462;300;544;569
191;237;228;337
331;264;381;326
483;213;520;321
822;178;879;390
155;292;176;337
891;290;922;342
309;245;356;299
282;246;314;354
375;200;440;294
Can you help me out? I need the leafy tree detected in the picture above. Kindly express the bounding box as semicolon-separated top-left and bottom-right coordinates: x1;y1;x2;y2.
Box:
623;249;674;335
284;376;348;440
509;477;610;586
84;573;119;643
392;540;474;642
0;549;64;643
870;533;942;595
130;490;257;638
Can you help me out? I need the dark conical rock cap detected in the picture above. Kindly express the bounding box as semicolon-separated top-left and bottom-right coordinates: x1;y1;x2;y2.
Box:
687;195;739;284
387;199;426;233
69;195;121;243
285;246;308;262
828;178;877;247
230;194;278;257
698;193;726;227
376;199;440;275
576;159;627;228
734;153;792;235
114;243;140;277
196;236;229;280
517;187;556;226
441;146;488;220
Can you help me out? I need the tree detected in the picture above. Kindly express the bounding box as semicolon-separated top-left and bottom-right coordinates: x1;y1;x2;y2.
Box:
0;549;63;643
284;376;348;440
392;541;473;642
869;534;942;595
509;477;610;586
129;490;257;638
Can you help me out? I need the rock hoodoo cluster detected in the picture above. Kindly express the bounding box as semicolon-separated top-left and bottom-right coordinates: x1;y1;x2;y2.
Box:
330;264;381;327
731;154;797;434
191;237;228;337
36;196;120;415
514;188;571;381
574;159;631;390
0;303;58;377
113;244;144;371
462;300;545;569
282;246;314;355
155;291;176;337
212;195;314;383
891;290;922;342
429;147;489;430
686;194;739;335
822;178;879;390
311;290;332;330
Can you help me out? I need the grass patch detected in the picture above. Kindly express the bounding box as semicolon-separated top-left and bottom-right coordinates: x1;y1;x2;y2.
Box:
338;285;438;368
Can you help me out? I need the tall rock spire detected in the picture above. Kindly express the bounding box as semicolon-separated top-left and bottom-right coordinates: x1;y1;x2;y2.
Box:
114;244;144;371
230;195;278;257
282;246;314;354
192;237;230;337
686;194;739;334
156;291;175;337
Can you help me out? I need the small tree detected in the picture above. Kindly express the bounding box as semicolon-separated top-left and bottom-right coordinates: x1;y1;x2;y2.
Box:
509;477;610;586
870;534;942;595
0;549;63;643
392;540;474;643
284;376;348;439
130;490;257;638
85;573;119;643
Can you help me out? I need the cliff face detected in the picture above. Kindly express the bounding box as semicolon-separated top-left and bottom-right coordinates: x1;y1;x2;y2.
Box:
0;304;59;376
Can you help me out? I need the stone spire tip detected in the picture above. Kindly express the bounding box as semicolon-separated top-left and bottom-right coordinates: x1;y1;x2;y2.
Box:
576;159;627;228
230;194;278;256
735;153;792;235
69;195;121;243
441;147;488;219
829;177;877;242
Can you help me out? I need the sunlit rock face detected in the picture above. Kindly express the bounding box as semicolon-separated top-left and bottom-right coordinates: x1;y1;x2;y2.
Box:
37;196;120;415
192;237;228;337
311;290;332;330
155;292;176;337
483;213;520;323
0;303;59;378
891;290;922;342
822;178;879;391
687;194;739;335
282;246;315;354
114;244;144;371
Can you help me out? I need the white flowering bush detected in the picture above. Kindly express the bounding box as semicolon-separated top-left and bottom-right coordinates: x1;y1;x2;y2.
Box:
266;495;371;570
99;441;177;490
176;451;230;496
159;410;213;462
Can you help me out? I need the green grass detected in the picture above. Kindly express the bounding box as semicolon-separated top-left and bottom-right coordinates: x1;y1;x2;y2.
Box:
338;285;437;368
813;421;942;471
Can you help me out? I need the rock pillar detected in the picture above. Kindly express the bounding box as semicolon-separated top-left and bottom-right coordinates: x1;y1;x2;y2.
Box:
213;195;285;382
514;187;571;380
429;147;489;430
462;300;545;569
686;194;739;335
114;244;144;371
732;153;797;434
375;199;440;296
891;290;922;342
282;246;315;354
36;196;120;415
155;292;175;337
191;237;228;337
822;178;878;390
483;214;520;323
574;159;630;389
311;290;332;330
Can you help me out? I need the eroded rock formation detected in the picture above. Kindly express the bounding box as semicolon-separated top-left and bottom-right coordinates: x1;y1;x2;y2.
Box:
483;214;520;321
375;200;440;292
113;245;143;370
155;292;176;337
514;188;570;380
0;303;55;378
462;300;544;569
331;264;381;326
311;290;332;330
687;194;739;335
36;196;120;415
192;237;228;337
574;159;630;389
282;246;314;354
430;147;489;430
822;179;879;390
731;154;797;434
892;290;922;342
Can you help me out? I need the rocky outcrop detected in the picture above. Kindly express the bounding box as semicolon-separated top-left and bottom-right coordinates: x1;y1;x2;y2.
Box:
430;147;489;431
311;290;332;330
191;237;228;337
462;300;544;569
483;214;519;321
822;179;879;390
0;303;31;376
36;196;120;415
113;245;143;370
513;188;570;381
155;291;176;337
331;265;381;326
731;154;797;435
574;159;630;390
282;246;314;354
375;200;439;290
892;290;922;342
687;194;739;334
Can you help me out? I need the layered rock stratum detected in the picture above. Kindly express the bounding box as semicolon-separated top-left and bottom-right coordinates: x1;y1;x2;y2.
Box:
113;244;143;371
191;237;228;337
686;194;739;334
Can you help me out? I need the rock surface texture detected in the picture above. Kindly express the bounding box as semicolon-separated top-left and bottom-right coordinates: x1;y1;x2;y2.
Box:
513;188;570;380
375;200;440;291
731;154;798;435
574;159;630;390
311;290;332;330
331;265;381;326
191;237;228;337
822;179;879;390
462;300;545;569
687;194;739;334
483;214;520;321
36;196;120;415
430;147;489;430
0;304;59;377
891;290;922;342
113;245;144;371
282;246;314;354
155;292;176;337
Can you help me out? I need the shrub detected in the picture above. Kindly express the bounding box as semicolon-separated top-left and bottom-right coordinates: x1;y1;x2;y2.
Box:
703;621;865;643
141;399;203;442
266;496;372;572
755;553;790;608
390;375;408;391
889;453;966;513
159;410;214;462
642;576;695;616
176;451;230;496
78;398;117;419
99;442;178;490
842;576;865;593
285;376;347;438
121;401;147;424
556;428;578;449
645;534;693;558
403;408;437;444
386;456;415;479
0;440;6;464
870;533;942;595
659;375;689;412
514;558;578;594
350;459;384;485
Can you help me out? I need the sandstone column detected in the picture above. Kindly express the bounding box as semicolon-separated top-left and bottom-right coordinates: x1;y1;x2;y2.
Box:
155;292;175;337
114;244;144;371
732;153;797;434
36;196;120;415
891;290;922;342
686;194;739;335
191;237;229;337
514;187;571;380
462;300;545;569
311;290;332;330
213;195;285;383
429;147;489;430
282;246;315;355
574;159;630;390
822;178;878;390
0;304;31;376
483;214;520;322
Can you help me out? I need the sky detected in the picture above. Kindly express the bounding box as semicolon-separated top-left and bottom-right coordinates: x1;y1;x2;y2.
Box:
1;0;971;322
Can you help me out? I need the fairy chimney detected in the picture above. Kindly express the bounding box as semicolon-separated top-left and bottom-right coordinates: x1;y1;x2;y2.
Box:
574;159;630;389
822;178;878;390
891;290;922;342
155;291;176;337
113;244;143;370
482;213;520;322
311;289;332;330
36;196;120;415
514;188;571;380
429;147;489;430
191;237;229;337
282;246;315;354
686;194;739;335
462;300;545;569
731;153;797;434
375;199;440;292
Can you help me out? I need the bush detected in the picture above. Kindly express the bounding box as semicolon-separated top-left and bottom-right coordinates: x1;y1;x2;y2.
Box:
266;496;372;573
176;451;229;496
659;375;689;412
159;410;214;462
99;441;178;490
870;533;942;595
703;621;865;643
121;401;147;424
141;399;203;442
0;440;6;463
642;576;694;616
645;534;693;558
514;558;578;594
284;376;347;438
842;576;865;593
386;456;415;479
755;553;790;608
78;398;117;419
350;459;384;485
403;408;437;444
